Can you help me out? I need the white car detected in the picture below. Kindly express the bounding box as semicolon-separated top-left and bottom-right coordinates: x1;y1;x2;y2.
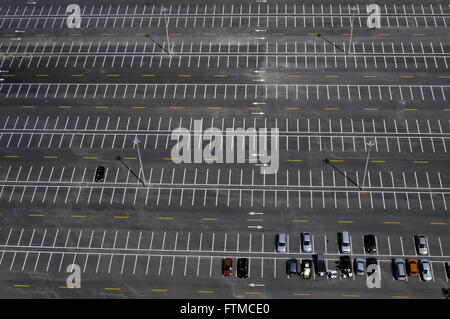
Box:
420;260;433;281
415;235;428;255
301;232;312;253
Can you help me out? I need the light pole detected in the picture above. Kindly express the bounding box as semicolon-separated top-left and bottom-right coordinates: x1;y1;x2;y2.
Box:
347;6;358;55
161;6;173;55
133;136;147;186
361;140;375;190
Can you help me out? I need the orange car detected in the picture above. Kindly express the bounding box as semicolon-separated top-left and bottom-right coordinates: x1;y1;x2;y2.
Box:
406;258;419;277
222;258;233;276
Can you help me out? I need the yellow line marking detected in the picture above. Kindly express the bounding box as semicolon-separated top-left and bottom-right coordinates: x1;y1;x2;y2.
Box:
142;74;156;77
169;107;184;109
177;74;192;77
214;75;228;77
102;34;115;36
238;33;249;36
95;106;108;109
325;75;339;78
28;214;43;217
104;288;120;291
370;160;386;163
114;216;130;219
198;290;215;293
36;34;48;36
43;156;59;159
384;222;401;224
122;157;137;160
364;108;379;111
59;286;74;289
169;34;181;36
71;215;86;218
132;106;146;109
338;221;354;224
248;107;260;109
247;219;263;222
58;106;72;108
272;33;285;35
292;220;309;223
203;33;216;36
286;107;300;110
294;293;312;296
2;74;15;77
325;107;339;110
413;34;425;36
21;106;35;108
4;155;19;158
106;74;119;77
286;159;302;162
163;157;175;160
35;74;48;77
363;75;377;78
403;108;418;111
343;294;360;297
443;109;450;111
245;292;263;295
207;107;222;109
377;34;391;36
151;289;168;292
157;217;174;220
71;74;84;77
400;75;415;78
14;285;30;288
70;34;81;36
4;34;16;37
329;159;344;162
288;75;302;77
342;33;354;36
392;296;409;299
307;33;319;36
251;74;264;77
413;161;429;164
439;76;450;78
430;222;447;225
202;218;218;221
82;156;97;159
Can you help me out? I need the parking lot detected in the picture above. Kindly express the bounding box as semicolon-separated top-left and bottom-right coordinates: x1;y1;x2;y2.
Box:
0;0;449;299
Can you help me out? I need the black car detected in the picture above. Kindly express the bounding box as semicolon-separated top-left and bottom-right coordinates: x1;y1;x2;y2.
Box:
339;256;353;277
364;235;377;253
237;258;249;278
366;257;378;275
95;166;105;182
286;259;298;276
313;254;326;277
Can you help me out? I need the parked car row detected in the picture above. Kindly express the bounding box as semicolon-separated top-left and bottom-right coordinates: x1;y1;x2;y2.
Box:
275;232;430;256
220;233;450;280
222;258;249;278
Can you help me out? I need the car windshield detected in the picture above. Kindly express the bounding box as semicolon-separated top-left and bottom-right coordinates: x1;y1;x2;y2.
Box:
279;242;285;246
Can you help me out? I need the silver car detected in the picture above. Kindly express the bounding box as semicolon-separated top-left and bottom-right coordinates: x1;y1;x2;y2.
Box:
301;232;312;253
354;258;365;276
276;233;287;253
415;235;428;255
420;260;432;281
